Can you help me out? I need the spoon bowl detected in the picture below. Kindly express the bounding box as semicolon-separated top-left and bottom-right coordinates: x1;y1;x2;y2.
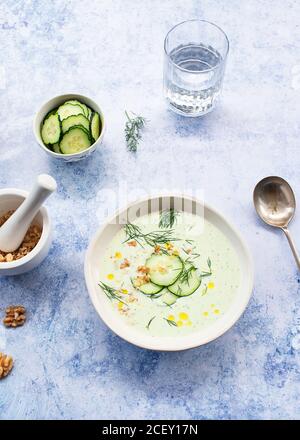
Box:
253;176;300;270
253;176;296;228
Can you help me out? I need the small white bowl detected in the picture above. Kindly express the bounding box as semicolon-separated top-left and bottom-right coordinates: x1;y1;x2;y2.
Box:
0;189;52;276
33;93;105;162
85;194;254;351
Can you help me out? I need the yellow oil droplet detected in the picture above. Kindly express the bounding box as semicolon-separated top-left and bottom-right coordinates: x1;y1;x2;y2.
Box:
186;320;192;326
168;314;175;321
115;252;122;259
118;301;123;310
214;309;220;315
208;282;215;289
107;274;114;280
179;312;189;321
177;320;183;327
210;304;215;308
203;311;209;317
121;289;128;294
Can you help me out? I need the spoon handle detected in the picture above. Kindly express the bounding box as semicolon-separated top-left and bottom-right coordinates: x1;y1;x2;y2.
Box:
282;227;300;270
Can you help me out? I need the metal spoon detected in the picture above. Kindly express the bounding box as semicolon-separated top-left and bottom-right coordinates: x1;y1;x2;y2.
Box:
253;176;300;270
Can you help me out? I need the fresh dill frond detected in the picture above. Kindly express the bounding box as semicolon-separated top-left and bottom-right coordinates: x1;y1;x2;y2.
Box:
164;318;178;327
146;316;156;329
98;282;127;305
200;257;212;278
125;111;147;152
178;264;195;284
201;285;208;296
123;222;179;248
185;239;194;245
159;209;179;229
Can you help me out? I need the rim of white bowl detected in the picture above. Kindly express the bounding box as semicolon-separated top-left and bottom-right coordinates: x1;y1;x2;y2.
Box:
84;193;254;351
33;93;106;159
0;189;51;269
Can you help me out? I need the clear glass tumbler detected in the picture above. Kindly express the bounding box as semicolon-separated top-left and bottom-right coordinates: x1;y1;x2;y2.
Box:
163;19;229;117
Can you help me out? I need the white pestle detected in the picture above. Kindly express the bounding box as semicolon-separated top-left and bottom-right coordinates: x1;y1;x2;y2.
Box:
0;174;57;253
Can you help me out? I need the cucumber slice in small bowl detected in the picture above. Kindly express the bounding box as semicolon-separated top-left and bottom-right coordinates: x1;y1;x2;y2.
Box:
57;103;85;121
52;143;61;154
90;112;101;141
62;114;90;134
60;126;92;154
41;113;61;145
64;100;89;118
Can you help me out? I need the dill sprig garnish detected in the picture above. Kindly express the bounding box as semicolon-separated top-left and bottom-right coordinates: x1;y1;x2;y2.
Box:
164;318;178;327
185;239;194;245
159;209;179;229
200;257;212;277
146;316;156;329
123;222;179;248
98;282;127;305
125;111;147;152
176;262;196;285
201;285;208;296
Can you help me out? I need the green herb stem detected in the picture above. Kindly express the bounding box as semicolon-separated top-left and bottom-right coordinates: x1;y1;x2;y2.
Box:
159;209;179;229
125;111;147;152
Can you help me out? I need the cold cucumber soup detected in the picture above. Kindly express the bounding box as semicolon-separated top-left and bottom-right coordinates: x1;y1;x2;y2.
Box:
98;210;240;337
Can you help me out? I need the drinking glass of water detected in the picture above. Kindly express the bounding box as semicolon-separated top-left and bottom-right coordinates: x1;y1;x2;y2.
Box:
163;19;229;117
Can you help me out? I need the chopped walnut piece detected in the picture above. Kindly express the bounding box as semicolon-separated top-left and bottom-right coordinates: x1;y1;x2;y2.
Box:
137;265;150;274
120;258;130;269
127;240;137;247
154;245;161;254
134;274;150;287
0;352;13;379
127;295;138;303
3;305;26;328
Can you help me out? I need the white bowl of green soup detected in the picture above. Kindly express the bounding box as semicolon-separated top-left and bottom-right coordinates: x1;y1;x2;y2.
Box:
85;195;253;351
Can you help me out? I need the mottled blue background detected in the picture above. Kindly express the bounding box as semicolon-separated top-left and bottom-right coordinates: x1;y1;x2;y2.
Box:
1;0;300;420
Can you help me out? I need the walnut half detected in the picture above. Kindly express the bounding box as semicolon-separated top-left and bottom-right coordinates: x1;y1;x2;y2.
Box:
3;305;26;328
0;352;13;379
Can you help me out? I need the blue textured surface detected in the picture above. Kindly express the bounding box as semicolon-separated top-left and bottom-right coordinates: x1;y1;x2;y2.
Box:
1;0;300;420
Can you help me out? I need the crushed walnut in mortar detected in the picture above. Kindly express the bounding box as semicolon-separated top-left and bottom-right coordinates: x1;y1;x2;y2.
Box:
0;210;42;262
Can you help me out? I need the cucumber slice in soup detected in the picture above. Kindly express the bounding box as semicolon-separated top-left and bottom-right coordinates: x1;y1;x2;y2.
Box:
60;126;91;154
65;100;89;118
168;263;201;297
162;290;178;306
62;114;90;133
131;278;163;295
146;254;183;287
41;113;61;145
52;143;61;154
57;103;85;121
90;112;101;141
